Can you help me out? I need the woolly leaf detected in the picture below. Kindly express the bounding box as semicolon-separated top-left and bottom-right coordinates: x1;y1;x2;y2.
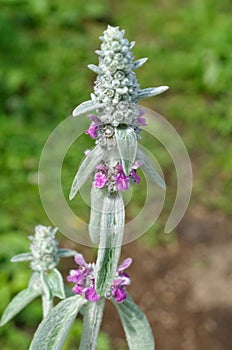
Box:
95;192;125;296
87;64;102;75
115;293;155;350
45;269;65;299
29;295;86;350
89;186;108;244
72;100;96;117
138;86;169;99
115;126;137;176
0;273;41;326
137;147;166;189
57;248;77;258
69;145;105;200
11;252;32;262
133;57;148;69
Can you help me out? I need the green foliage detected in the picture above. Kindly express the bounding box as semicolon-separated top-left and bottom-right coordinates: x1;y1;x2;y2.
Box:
0;324;31;350
95;193;124;296
0;289;38;327
115;126;137;176
29;295;86;350
62;319;112;350
115;293;154;350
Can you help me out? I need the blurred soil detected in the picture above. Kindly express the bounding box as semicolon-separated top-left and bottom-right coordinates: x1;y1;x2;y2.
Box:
101;205;232;350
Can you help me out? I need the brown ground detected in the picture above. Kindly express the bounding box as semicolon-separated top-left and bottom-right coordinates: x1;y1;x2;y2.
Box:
101;204;232;350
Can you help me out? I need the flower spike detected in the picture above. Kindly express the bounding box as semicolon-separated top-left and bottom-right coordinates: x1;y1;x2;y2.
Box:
72;25;169;125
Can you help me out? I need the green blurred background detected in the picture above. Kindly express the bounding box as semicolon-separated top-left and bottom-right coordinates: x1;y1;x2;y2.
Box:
0;0;231;349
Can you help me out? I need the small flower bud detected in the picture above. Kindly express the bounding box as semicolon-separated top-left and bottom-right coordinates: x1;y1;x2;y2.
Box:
29;225;59;272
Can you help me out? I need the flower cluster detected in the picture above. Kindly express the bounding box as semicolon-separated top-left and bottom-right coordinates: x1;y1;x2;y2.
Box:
85;109;146;149
72;26;168;125
29;225;59;271
70;26;168;200
93;161;141;192
91;26;141;126
67;254;132;303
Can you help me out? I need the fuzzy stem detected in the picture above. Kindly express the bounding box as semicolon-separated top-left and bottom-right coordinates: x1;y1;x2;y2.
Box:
41;293;53;319
79;298;105;350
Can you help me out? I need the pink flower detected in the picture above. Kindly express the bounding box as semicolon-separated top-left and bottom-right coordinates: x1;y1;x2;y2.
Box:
85;123;99;138
132;161;142;169
67;254;100;302
112;258;132;303
137;109;147;126
88;114;101;124
137;117;147;126
130;169;140;183
114;164;129;191
67;255;132;303
93;161;141;191
93;171;108;188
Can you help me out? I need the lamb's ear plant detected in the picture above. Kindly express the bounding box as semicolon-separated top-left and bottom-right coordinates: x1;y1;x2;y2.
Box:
0;225;77;326
1;25;168;349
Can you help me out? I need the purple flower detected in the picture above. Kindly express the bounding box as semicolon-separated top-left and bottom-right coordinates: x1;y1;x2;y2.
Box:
93;172;108;188
96;164;107;172
93;161;141;191
114;164;129;191
88;114;101;124
132;161;142;169
137;116;147;126
137;109;147;126
130;169;140;183
85;122;99;138
112;258;132;303
129;161;141;184
67;254;100;302
67;255;132;303
93;163;109;189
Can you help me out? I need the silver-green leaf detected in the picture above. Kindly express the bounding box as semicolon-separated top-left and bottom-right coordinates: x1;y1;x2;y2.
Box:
89;186;108;244
57;248;77;258
115;126;137;176
29;295;86;350
87;64;102;75
69;145;105;200
115;293;155;350
133;57;148;69
95;192;125;296
45;269;65;299
11;252;32;262
0;273;41;326
137;86;169;99
72;100;96;117
137;147;166;189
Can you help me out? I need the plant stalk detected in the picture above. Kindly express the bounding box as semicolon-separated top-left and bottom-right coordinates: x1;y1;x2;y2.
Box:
41;293;53;319
79;298;105;350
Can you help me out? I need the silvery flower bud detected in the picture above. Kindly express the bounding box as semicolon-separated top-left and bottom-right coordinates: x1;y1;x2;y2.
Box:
90;25;140;125
29;225;59;272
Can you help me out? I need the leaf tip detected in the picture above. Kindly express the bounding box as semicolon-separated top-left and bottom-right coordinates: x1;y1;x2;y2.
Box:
69;192;74;201
69;186;78;200
162;85;169;92
72;108;80;117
